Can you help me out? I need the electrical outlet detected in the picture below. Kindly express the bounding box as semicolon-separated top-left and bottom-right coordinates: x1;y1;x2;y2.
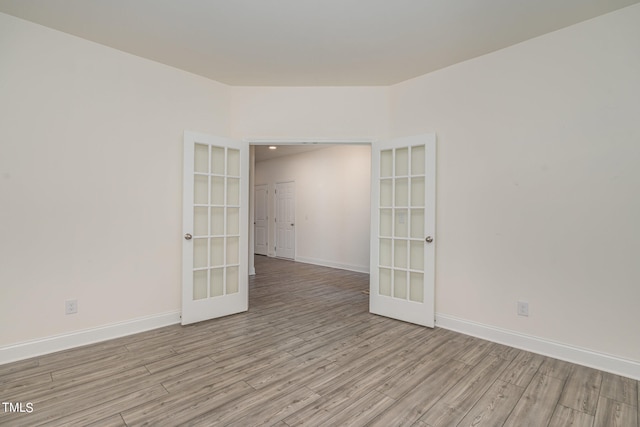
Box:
517;301;529;317
65;299;78;315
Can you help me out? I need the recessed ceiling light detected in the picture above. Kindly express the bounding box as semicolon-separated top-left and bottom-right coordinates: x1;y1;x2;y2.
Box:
268;146;277;150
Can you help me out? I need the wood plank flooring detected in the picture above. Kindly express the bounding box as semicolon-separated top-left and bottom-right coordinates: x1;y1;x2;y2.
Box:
1;256;638;426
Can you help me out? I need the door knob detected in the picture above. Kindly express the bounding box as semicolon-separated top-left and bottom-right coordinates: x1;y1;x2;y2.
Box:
291;223;295;226
425;236;433;243
184;233;193;240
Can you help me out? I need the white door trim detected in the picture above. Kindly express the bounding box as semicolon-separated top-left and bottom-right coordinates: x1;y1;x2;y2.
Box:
247;138;372;145
254;184;269;256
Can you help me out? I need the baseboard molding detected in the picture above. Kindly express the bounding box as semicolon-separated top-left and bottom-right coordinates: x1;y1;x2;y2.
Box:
294;256;369;274
436;313;640;380
9;306;637;380
0;311;181;365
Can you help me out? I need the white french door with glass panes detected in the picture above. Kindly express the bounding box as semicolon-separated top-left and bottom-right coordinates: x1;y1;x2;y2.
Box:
370;134;436;327
182;132;248;325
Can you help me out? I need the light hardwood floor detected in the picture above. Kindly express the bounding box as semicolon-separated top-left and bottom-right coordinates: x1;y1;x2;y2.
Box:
1;256;638;426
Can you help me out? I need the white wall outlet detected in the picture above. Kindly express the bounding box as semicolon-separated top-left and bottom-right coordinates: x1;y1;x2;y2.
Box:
65;299;78;315
517;300;529;317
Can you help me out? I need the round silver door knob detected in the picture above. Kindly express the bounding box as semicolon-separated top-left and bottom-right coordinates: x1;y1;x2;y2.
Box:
184;233;193;240
425;236;433;243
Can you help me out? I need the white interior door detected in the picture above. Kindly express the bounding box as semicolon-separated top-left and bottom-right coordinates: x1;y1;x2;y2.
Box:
182;131;248;325
370;134;436;327
275;181;295;259
254;184;268;255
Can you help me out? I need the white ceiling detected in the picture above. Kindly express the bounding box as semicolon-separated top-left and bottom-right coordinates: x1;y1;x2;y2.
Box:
1;0;638;86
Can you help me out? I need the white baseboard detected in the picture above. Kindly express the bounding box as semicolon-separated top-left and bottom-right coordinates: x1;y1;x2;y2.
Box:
436;313;640;381
0;311;181;365
8;307;636;381
294;256;369;274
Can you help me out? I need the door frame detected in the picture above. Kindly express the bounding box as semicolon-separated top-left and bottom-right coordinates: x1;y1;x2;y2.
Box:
254;183;269;256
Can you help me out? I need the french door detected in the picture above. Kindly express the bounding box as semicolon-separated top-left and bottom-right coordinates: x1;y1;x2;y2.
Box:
182;132;248;325
369;134;436;327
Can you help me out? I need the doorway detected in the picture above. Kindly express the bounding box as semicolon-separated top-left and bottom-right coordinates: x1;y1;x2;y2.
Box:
250;142;372;275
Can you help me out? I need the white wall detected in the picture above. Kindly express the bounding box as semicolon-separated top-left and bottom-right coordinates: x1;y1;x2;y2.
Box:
0;13;231;348
230;86;389;140
255;145;371;272
390;5;640;362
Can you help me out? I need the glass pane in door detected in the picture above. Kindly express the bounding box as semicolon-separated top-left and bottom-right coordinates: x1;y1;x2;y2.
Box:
409;272;424;303
394;270;407;299
227;149;240;176
211;207;224;235
411;145;425;175
394;240;407;268
410;241;424;270
380;150;393;177
211;147;225;175
394;209;408;237
226;266;239;294
227;208;239;235
194;207;208;237
380;209;392;236
411;177;425;206
395;178;408;206
380;179;392;207
193;238;208;268
210;268;224;297
410;209;424;239
379;238;392;266
193;270;207;300
379;268;392;296
194;175;208;204
395;148;409;176
194;144;209;173
211;177;225;205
